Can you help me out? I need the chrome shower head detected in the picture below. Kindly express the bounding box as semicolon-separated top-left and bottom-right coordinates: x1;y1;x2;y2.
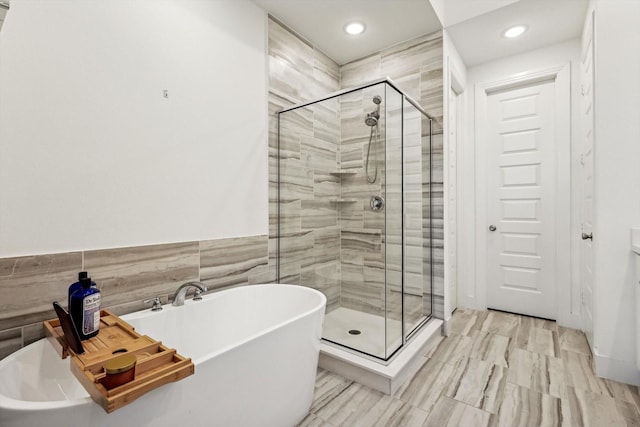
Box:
365;95;382;126
365;112;378;126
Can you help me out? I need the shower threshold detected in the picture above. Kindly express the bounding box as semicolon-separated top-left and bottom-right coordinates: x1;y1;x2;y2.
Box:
318;316;443;395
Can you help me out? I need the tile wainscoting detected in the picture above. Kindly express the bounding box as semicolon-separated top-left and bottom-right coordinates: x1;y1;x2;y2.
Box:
0;234;271;360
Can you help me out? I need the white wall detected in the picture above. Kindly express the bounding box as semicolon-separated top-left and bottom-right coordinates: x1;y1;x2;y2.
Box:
590;0;640;385
458;39;582;328
442;30;467;323
0;0;268;257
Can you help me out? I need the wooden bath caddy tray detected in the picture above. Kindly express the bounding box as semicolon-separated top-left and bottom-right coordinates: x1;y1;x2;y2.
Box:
44;309;194;413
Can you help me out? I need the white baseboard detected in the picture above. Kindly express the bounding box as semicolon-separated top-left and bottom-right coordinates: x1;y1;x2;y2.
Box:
557;312;581;330
593;347;640;386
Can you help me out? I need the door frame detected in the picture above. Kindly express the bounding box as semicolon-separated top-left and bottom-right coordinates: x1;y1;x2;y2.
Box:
580;9;595;348
445;58;465;318
474;63;574;326
448;84;461;315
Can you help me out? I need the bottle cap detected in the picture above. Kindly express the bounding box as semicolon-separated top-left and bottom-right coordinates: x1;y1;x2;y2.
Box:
78;271;88;280
80;277;92;289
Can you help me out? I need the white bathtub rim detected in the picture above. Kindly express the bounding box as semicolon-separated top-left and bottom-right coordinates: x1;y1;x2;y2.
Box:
0;283;326;412
0;339;93;411
124;284;326;365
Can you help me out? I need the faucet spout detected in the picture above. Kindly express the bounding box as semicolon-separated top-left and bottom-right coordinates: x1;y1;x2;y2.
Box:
172;281;207;306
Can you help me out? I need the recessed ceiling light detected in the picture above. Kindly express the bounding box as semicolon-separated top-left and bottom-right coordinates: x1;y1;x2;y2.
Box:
503;25;527;38
344;22;366;36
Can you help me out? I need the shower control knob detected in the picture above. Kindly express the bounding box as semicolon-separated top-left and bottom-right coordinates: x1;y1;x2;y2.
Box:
370;195;385;211
489;225;497;231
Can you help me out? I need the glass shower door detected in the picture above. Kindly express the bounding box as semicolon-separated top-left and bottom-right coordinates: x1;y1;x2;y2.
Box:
403;98;430;339
277;79;433;362
383;84;403;358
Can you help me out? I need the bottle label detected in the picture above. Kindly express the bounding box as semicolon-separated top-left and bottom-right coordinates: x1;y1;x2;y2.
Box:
83;293;101;335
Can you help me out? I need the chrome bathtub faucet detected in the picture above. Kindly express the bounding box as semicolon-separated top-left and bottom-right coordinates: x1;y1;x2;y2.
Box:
171;281;208;306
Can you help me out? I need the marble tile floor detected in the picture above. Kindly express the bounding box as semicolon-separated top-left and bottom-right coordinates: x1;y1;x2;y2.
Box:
298;308;640;427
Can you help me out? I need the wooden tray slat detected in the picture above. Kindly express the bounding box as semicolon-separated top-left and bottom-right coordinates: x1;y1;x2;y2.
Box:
81;337;159;374
44;309;194;413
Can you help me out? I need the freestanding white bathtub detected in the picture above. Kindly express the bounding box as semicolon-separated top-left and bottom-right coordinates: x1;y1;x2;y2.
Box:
0;284;326;427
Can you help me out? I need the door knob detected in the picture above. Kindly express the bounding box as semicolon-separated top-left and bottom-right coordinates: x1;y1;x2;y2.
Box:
489;225;497;231
581;232;593;240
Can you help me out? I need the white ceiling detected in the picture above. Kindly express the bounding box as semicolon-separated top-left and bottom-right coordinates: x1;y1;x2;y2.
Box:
430;0;520;28
447;0;589;67
251;0;589;68
3;0;588;67
251;0;441;65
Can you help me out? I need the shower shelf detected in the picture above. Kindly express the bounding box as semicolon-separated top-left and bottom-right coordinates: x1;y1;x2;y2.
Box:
329;199;358;203
329;169;358;176
341;228;382;234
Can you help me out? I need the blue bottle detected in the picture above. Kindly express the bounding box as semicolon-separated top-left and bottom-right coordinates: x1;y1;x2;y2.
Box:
68;271;89;308
69;276;101;340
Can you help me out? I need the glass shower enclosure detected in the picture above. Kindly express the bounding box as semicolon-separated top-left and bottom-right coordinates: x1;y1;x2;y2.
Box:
277;78;432;362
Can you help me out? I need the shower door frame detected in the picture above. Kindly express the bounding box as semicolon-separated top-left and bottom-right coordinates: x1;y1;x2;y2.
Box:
276;77;434;363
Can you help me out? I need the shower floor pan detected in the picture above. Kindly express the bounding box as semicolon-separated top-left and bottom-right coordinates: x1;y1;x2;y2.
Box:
323;308;403;358
319;308;443;395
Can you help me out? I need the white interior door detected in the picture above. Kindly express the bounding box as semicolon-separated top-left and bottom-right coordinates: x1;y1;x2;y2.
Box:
486;79;557;320
580;11;595;347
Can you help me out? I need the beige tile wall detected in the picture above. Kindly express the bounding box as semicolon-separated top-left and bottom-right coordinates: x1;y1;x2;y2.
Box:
270;16;445;321
269;17;343;312
339;32;445;318
0;235;270;360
